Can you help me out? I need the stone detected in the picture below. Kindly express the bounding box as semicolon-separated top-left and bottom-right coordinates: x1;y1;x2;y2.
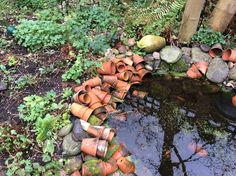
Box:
116;54;126;59
127;38;136;47
144;54;154;62
228;62;235;69
72;119;89;141
126;51;133;57
170;58;189;72
153;52;160;60
112;48;119;55
105;49;115;59
0;81;7;91
58;123;73;138
62;133;81;156
191;47;211;63
228;67;236;80
181;47;191;57
160;46;182;64
206;57;229;83
65;156;83;174
182;55;192;64
83;155;98;162
200;44;211;53
145;64;153;71
118;45;127;54
153;59;161;71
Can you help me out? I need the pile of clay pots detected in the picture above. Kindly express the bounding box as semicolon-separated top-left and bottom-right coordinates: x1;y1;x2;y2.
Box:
70;54;151;176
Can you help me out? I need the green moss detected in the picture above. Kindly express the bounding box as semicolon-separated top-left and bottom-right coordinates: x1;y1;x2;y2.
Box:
88;115;102;125
104;144;119;161
84;160;103;175
170;58;189;72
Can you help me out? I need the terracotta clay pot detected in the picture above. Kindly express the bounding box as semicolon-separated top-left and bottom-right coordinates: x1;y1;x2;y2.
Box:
78;93;91;105
123;57;133;66
132;90;148;99
232;96;236;107
209;43;223;58
135;63;145;71
222;49;236;62
92;88;112;104
117;157;135;174
101;83;112;93
74;85;92;93
116;72;129;81
97;61;116;75
111;58;122;64
130;74;141;84
97;140;108;158
87;92;103;110
126;71;133;80
103;75;118;87
93;107;107;116
116;62;127;73
194;61;209;75
81;138;99;156
132;54;145;65
137;69;151;80
102;128;116;142
71;103;94;121
112;90;127;100
112;144;130;160
71;171;81;176
83;76;102;87
187;64;202;79
96;113;108;121
115;80;131;92
105;105;117;113
125;65;137;73
102;158;118;175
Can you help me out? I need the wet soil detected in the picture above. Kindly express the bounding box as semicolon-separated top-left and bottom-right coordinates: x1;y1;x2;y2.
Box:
109;76;236;176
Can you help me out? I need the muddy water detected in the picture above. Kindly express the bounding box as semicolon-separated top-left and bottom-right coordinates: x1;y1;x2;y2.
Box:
109;76;236;176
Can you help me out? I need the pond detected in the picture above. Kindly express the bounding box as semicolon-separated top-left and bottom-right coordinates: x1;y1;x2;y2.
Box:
109;76;236;176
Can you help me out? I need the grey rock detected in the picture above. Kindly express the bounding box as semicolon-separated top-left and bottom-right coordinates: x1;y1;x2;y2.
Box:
105;49;115;59
112;48;119;55
0;81;7;91
186;111;196;118
229;67;236;80
127;38;136;47
116;54;126;59
181;47;191;57
206;57;229;83
145;64;153;71
200;44;211;53
126;51;133;57
72;119;89;141
182;55;192;64
58;123;73;138
160;46;182;64
153;52;160;60
191;47;211;63
144;54;154;61
118;45;127;54
83;155;98;162
62;133;81;156
228;62;235;69
153;59;161;70
65;155;83;174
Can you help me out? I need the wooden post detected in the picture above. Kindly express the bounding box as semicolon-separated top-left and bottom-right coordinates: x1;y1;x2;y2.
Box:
178;0;206;43
209;0;236;32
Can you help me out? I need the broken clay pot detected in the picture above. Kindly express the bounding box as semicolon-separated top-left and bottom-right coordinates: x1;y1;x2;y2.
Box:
222;49;236;62
187;64;202;79
194;61;209;75
97;61;116;75
209;43;223;58
71;103;94;121
117;157;135;174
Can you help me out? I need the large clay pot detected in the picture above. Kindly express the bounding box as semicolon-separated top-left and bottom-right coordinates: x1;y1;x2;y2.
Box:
97;61;116;75
137;69;151;80
116;62;127;73
123;57;133;66
103;75;118;87
81;138;99;156
132;54;145;65
209;43;223;58
71;103;94;121
83;76;102;87
116;72;129;81
194;61;208;75
117;157;135;174
222;49;236;62
187;64;202;79
112;144;130;160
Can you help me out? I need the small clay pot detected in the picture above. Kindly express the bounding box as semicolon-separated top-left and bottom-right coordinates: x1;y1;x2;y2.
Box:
101;83;112;93
71;171;81;176
102;158;118;175
103;75;118;87
83;76;102;87
74;85;92;93
194;61;209;75
97;61;116;75
126;71;133;80
125;65;137;73
111;58;122;64
78;93;91;105
88;92;103;110
71;103;94;121
117;157;135;174
112;144;130;160
116;72;129;81
132;54;145;65
222;49;236;62
96;113;108;121
130;74;141;84
112;90;127;100
132;90;148;99
209;43;223;58
96;140;108;158
232;96;236;107
116;62;127;73
135;63;145;71
93;107;107;116
102;128;116;142
137;69;151;80
105;105;117;113
123;57;133;66
81;138;99;156
187;64;202;79
92;88;112;104
115;80;131;92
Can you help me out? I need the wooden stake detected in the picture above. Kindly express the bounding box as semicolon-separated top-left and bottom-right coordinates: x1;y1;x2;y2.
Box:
209;0;236;32
178;0;206;43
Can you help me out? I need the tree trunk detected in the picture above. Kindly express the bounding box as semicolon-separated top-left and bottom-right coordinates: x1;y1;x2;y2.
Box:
209;0;236;32
178;0;206;43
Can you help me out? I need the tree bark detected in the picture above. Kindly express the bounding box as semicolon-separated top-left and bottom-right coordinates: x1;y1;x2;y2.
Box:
178;0;206;43
209;0;236;32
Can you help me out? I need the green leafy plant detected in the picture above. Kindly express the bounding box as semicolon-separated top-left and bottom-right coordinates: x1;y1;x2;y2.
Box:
16;0;58;10
62;87;73;99
192;27;226;46
15;74;38;89
14;19;66;51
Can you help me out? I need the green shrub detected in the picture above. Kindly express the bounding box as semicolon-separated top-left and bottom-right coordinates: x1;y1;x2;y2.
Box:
14;19;66;51
16;0;58;10
192;27;226;46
